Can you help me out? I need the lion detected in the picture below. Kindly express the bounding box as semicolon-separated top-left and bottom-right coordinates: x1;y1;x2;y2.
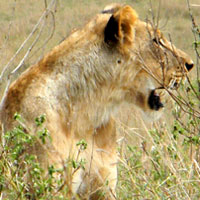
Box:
0;4;193;199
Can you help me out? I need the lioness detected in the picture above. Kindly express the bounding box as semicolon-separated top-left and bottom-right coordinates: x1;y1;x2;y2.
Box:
0;4;193;199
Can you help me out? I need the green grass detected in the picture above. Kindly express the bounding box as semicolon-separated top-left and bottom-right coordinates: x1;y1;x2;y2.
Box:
0;0;200;199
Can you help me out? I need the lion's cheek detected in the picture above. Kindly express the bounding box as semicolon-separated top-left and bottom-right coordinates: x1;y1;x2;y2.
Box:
124;89;148;109
124;88;165;113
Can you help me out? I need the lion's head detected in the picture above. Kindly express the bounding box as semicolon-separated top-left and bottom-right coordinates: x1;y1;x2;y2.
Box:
99;4;194;120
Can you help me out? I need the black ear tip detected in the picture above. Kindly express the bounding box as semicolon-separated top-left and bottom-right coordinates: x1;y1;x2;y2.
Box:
104;15;119;44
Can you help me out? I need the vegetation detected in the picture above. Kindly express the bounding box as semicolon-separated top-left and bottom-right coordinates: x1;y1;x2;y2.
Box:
0;0;199;199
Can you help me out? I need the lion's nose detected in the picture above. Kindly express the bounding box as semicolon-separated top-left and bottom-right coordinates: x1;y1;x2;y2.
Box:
185;61;194;72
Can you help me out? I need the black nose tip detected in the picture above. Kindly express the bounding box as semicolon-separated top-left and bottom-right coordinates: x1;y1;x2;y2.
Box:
185;62;194;71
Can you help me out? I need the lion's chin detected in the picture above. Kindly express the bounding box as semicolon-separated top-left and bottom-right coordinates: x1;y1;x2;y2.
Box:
148;89;164;111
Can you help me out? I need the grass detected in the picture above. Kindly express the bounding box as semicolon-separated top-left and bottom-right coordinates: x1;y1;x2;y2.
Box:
117;115;200;199
0;0;200;199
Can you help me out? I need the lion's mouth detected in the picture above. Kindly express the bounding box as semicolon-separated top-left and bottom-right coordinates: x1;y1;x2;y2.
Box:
168;79;180;90
148;89;164;111
147;79;179;111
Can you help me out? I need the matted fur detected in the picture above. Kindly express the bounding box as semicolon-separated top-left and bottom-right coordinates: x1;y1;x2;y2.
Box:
0;4;193;199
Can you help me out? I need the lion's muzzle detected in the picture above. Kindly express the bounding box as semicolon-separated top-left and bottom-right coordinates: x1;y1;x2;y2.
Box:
148;90;164;111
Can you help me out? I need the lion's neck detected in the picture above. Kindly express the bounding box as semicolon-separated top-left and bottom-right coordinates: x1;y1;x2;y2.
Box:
41;36;126;131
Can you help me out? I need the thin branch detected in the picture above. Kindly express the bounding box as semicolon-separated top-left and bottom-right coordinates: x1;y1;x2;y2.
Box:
88;131;95;195
10;18;46;75
137;49;200;118
0;0;57;81
190;4;200;7
27;10;56;63
156;0;161;28
186;0;200;92
0;79;11;116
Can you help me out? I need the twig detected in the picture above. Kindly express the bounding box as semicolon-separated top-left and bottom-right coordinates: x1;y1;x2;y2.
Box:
27;10;56;63
0;0;57;118
88;130;95;196
156;0;162;29
0;0;57;81
137;48;200;118
0;79;11;119
186;0;200;92
149;0;156;26
11;17;46;75
190;4;200;7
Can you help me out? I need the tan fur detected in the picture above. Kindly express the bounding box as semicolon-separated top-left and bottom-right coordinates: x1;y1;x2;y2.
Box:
0;4;193;199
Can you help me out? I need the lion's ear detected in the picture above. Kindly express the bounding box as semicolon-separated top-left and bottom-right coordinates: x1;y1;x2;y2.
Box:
104;5;138;46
